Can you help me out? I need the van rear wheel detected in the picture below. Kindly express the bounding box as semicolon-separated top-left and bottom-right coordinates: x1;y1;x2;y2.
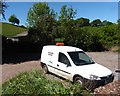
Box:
43;65;49;74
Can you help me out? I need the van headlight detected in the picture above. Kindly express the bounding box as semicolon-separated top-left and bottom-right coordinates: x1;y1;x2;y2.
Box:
90;75;101;80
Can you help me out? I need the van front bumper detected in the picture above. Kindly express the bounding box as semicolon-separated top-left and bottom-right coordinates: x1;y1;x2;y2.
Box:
84;74;114;89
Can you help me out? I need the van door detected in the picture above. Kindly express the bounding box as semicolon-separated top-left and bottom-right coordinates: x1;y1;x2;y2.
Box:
46;51;56;73
55;52;72;80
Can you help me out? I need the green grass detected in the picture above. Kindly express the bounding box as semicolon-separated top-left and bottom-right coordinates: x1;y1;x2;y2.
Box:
1;22;28;37
2;70;90;95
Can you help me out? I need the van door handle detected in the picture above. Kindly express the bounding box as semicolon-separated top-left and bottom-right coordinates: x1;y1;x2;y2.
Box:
57;64;59;67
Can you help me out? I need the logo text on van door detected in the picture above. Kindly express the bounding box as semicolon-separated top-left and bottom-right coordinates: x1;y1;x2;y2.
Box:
48;52;53;56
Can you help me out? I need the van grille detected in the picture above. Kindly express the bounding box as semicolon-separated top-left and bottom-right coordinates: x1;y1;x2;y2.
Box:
100;74;113;80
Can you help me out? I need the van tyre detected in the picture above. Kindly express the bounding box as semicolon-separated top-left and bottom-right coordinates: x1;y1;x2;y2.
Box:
74;77;94;91
43;65;49;74
74;76;83;87
40;62;43;67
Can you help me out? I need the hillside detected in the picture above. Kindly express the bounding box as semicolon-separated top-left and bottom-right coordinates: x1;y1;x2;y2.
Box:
1;22;28;37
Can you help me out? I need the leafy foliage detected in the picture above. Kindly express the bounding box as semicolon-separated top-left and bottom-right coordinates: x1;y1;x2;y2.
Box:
91;19;102;27
27;2;57;45
2;70;89;95
117;19;120;24
59;5;77;22
0;0;7;20
26;2;118;51
27;2;57;28
76;17;90;27
8;14;20;25
102;20;113;26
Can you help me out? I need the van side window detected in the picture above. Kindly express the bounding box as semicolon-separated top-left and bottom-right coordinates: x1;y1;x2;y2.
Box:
58;52;71;66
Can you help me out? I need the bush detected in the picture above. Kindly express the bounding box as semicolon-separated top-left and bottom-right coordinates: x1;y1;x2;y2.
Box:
73;25;118;51
26;19;118;52
2;70;90;95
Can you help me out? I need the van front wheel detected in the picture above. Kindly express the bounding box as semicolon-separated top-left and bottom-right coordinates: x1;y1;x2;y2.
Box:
43;65;49;74
74;76;83;86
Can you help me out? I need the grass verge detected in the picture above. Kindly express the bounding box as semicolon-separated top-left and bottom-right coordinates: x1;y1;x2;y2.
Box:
1;22;28;37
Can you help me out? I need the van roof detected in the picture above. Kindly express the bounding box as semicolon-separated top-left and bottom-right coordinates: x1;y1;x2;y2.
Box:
43;45;83;52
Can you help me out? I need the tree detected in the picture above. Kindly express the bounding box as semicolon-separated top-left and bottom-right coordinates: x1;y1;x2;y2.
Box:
56;5;77;46
0;0;7;20
54;5;77;46
8;14;16;24
27;2;57;29
8;14;20;25
27;2;57;44
76;17;90;27
117;19;120;24
59;5;77;23
102;20;113;26
91;19;102;27
15;18;20;25
59;5;68;22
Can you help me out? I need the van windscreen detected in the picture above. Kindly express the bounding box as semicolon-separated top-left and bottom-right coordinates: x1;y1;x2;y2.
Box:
68;51;95;66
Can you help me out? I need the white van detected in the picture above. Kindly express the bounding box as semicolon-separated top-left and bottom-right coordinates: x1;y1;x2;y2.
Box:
41;45;114;88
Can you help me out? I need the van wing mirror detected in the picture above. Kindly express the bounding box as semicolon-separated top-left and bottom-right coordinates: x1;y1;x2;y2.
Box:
66;63;71;67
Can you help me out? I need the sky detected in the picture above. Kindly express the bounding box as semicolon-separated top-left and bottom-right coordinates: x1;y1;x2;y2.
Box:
1;2;119;26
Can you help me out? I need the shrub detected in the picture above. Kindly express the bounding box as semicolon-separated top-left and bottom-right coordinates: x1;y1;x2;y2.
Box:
2;70;90;95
